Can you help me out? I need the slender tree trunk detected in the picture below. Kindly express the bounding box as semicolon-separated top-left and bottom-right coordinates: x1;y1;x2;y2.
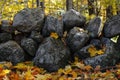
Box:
36;0;40;7
106;6;113;19
116;0;120;14
32;0;34;8
95;0;101;16
40;0;45;11
87;0;95;15
76;0;78;11
66;0;73;11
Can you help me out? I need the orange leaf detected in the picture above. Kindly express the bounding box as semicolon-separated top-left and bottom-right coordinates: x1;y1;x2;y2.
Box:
84;65;93;71
9;72;19;80
0;69;10;79
71;71;77;78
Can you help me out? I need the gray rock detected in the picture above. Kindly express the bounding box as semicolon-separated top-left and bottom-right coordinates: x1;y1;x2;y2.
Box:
13;8;44;32
74;45;91;59
115;36;120;51
21;38;37;56
84;38;120;68
30;31;43;43
0;41;25;64
63;9;86;31
1;20;15;33
74;39;102;59
42;16;63;37
66;27;89;53
0;33;12;43
33;37;71;72
103;14;120;37
86;17;102;38
13;33;28;45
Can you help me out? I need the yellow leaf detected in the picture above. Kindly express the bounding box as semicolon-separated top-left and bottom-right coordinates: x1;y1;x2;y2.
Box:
13;63;27;71
117;69;120;74
71;71;77;78
24;70;34;80
88;45;97;57
58;68;64;74
74;57;79;64
59;77;65;80
0;69;10;78
35;74;52;80
50;32;59;39
88;45;105;57
64;65;72;74
2;69;10;74
75;63;85;70
96;50;104;55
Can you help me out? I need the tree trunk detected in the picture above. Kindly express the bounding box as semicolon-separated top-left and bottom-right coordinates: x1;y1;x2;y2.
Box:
40;0;45;11
87;0;95;15
66;0;73;11
76;0;78;11
106;6;113;19
36;0;40;7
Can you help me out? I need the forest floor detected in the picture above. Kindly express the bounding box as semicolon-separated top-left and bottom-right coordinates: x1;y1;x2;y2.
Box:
0;58;120;80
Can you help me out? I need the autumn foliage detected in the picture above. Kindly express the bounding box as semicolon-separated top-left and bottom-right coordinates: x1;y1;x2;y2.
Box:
0;58;120;80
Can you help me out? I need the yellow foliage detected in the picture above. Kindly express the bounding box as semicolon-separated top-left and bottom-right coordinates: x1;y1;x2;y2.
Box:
13;63;28;71
71;71;77;78
0;69;10;78
50;32;59;39
65;65;72;74
24;70;34;80
88;45;105;57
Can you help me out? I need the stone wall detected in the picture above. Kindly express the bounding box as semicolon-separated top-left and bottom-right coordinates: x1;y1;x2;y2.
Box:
0;8;120;72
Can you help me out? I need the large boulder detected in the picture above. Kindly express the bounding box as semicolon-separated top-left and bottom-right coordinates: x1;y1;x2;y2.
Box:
86;17;102;38
33;37;71;72
62;9;86;31
21;38;37;56
83;38;120;68
12;8;44;32
115;36;120;51
103;14;120;37
30;31;43;43
0;41;25;64
66;27;89;53
0;32;12;43
42;16;63;37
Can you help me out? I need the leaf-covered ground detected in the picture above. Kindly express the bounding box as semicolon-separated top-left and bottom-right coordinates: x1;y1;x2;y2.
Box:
0;58;120;80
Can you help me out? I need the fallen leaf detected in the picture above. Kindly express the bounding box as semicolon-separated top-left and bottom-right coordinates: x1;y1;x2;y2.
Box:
9;72;19;80
58;68;64;74
88;45;104;57
71;71;77;78
13;63;28;71
84;65;93;71
24;70;34;80
50;32;59;39
0;69;10;79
